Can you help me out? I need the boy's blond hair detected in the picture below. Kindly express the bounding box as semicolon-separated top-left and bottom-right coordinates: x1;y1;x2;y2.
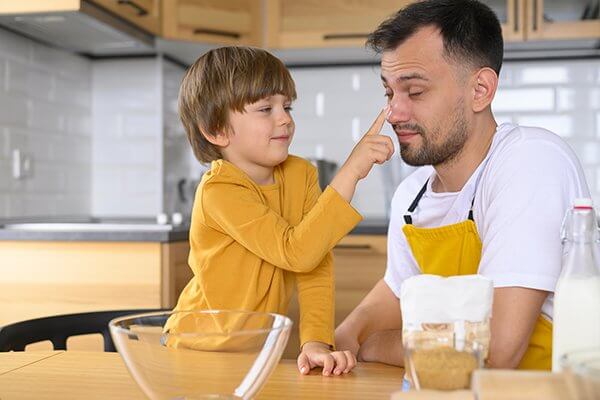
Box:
179;46;297;163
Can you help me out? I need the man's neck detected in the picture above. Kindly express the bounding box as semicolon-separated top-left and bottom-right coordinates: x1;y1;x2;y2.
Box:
431;116;497;193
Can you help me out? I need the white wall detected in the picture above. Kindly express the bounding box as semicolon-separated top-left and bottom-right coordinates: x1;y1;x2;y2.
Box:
0;28;92;218
289;59;600;218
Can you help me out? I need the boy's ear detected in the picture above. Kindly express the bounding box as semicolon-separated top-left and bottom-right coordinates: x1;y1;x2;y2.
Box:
200;127;230;148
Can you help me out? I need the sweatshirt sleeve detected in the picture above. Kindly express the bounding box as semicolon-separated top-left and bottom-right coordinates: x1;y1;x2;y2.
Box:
296;167;335;348
201;176;362;273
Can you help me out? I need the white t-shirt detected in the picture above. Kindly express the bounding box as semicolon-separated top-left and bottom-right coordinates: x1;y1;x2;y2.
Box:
384;123;590;320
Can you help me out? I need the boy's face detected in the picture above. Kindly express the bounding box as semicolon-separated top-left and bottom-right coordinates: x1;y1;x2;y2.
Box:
222;94;295;171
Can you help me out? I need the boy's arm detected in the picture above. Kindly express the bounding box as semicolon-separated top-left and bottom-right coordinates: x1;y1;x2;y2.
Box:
203;180;361;273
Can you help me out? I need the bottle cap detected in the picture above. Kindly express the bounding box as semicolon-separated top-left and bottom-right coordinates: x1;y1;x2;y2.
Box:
573;198;593;210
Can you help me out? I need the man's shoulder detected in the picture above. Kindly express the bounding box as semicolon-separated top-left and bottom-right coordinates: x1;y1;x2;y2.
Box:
491;123;581;171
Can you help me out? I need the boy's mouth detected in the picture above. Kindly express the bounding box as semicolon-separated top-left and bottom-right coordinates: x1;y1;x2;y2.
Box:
271;135;290;141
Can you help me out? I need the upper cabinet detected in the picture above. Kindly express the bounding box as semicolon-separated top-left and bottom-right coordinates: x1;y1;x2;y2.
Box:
89;0;161;35
264;0;410;49
483;0;526;43
161;0;262;46
526;0;600;41
484;0;600;43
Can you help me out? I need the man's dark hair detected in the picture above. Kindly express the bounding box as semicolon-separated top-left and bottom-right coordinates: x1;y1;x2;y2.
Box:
367;0;503;75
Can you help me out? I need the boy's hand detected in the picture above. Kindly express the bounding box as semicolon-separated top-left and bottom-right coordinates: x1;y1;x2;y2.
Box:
344;105;395;180
297;341;357;376
329;106;395;201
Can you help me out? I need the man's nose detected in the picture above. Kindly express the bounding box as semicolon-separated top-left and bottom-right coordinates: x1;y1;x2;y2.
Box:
387;98;411;124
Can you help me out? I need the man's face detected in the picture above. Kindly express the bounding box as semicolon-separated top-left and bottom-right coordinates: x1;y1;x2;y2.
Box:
381;26;471;167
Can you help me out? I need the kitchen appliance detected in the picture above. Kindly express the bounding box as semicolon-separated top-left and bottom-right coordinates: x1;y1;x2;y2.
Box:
0;1;153;56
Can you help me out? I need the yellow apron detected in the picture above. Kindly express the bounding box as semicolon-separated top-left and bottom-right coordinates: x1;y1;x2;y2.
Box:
402;180;552;370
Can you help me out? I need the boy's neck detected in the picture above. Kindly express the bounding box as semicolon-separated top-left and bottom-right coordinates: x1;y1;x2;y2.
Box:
227;159;275;186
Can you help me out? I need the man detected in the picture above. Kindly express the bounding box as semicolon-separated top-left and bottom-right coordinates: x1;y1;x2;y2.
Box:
335;0;590;370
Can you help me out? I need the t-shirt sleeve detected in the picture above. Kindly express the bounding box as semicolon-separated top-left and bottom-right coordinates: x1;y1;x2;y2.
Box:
477;139;590;291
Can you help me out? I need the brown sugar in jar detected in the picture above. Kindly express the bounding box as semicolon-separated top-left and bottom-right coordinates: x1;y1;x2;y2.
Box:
410;346;479;390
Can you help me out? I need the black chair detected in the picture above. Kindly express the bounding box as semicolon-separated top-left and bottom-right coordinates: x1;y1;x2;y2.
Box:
0;309;171;352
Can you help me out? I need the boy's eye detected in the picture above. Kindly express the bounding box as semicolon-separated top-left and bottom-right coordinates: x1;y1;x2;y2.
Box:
384;91;393;99
284;105;293;112
259;107;272;112
409;90;423;98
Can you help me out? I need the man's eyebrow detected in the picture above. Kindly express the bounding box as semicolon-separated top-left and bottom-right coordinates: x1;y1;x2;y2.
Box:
380;73;429;83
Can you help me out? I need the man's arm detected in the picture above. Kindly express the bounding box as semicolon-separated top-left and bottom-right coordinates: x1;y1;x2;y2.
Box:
335;279;402;357
488;287;549;368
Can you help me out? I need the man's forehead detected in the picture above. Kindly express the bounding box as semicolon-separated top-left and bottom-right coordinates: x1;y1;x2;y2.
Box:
380;27;446;80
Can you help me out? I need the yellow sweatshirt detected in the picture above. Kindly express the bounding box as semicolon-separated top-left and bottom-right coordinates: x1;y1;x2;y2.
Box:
167;155;362;348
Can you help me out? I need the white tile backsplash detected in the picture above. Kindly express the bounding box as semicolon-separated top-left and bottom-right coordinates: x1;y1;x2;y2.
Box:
0;28;91;218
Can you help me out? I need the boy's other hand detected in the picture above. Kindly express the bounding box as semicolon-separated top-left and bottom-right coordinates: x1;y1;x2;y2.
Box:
297;341;357;376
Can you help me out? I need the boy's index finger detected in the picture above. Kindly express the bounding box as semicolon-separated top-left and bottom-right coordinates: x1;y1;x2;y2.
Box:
364;107;388;137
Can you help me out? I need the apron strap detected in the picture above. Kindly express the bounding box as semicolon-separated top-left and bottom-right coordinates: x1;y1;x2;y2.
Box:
404;180;429;224
403;179;477;224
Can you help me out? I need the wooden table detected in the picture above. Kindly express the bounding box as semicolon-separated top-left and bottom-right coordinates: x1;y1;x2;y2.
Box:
0;351;406;399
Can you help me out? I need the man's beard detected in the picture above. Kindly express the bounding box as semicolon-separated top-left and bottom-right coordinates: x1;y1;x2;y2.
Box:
396;103;468;167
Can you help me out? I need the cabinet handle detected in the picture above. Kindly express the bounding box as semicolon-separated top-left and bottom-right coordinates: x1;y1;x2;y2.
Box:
334;244;372;250
323;33;370;40
513;0;520;32
532;0;538;31
117;0;149;16
193;29;241;39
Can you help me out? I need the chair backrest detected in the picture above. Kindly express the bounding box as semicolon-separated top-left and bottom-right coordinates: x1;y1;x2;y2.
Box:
0;309;170;352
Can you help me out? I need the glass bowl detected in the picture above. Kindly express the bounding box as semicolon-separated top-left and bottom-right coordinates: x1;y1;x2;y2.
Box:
109;310;293;400
404;336;484;391
560;348;600;400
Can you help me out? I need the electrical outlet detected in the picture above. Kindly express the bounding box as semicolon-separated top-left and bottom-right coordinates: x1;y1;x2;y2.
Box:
12;149;32;180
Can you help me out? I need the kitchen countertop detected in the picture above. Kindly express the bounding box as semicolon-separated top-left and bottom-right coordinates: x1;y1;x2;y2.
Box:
0;217;388;243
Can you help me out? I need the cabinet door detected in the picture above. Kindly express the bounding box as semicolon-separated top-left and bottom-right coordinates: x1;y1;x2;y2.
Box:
161;0;262;46
90;0;161;35
265;0;410;49
482;0;526;42
526;0;600;40
282;235;388;359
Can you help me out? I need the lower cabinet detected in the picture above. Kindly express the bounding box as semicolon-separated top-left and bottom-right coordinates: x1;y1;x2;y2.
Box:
0;240;192;350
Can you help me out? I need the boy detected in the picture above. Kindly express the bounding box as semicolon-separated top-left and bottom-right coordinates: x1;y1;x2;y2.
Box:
168;46;394;376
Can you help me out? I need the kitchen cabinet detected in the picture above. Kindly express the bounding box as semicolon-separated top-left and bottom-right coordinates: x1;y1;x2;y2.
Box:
89;0;161;35
264;0;409;49
485;0;600;42
484;0;526;42
283;234;388;359
0;240;192;350
161;0;263;46
526;0;600;41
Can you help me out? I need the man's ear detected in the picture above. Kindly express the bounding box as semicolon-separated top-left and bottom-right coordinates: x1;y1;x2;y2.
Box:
471;67;498;113
201;127;230;148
